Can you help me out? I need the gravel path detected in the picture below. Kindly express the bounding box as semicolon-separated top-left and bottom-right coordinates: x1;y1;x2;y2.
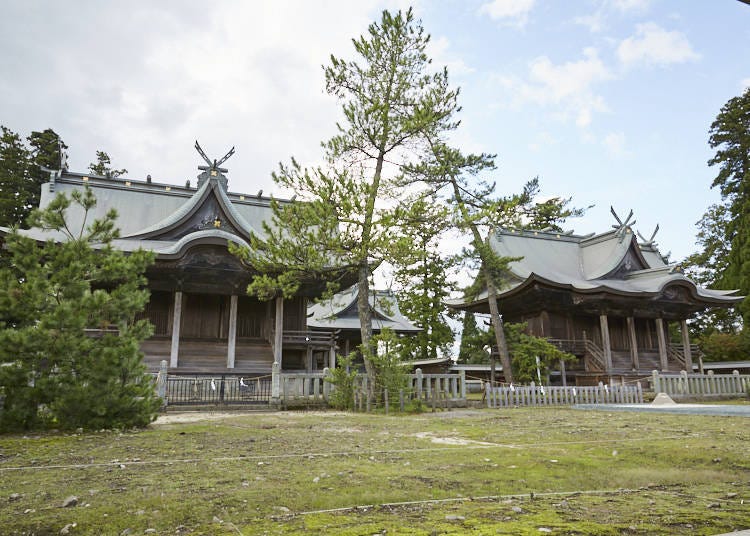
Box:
574;403;750;417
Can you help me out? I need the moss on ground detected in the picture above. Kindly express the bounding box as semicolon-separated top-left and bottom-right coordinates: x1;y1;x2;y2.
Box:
1;408;748;534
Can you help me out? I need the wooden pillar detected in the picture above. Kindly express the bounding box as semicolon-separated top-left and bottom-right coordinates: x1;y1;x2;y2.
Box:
344;338;350;357
329;345;336;370
655;318;669;371
226;294;238;369
169;291;183;368
626;316;639;370
599;314;613;373
680;319;693;372
274;296;284;366
305;347;313;372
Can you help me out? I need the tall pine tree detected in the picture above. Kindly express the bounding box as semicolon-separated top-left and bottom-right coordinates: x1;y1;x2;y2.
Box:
232;9;463;393
686;88;749;327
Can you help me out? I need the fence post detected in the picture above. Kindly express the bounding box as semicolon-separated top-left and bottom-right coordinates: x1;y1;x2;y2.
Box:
157;360;168;404
272;362;281;402
219;375;226;404
459;370;466;400
651;370;660;393
384;388;389;415
322;367;330;400
400;389;405;412
733;370;741;394
485;383;491;408
637;382;643;403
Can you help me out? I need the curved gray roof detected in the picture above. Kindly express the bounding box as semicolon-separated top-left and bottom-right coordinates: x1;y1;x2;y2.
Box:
308;287;421;333
448;226;742;309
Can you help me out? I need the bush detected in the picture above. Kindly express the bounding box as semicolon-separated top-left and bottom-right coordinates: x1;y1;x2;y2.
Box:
325;355;358;410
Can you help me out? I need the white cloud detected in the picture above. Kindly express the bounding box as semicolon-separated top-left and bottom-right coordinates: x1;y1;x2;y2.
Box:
428;36;474;77
497;48;612;127
573;12;606;33
617;22;700;68
602;131;628;158
611;0;650;12
479;0;535;26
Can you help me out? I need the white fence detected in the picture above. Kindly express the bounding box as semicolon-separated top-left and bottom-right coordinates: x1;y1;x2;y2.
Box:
652;370;749;398
486;381;643;408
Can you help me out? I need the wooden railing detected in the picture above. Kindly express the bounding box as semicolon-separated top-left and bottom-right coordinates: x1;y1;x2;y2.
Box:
269;330;336;347
667;344;686;368
545;338;606;372
651;370;749;398
486;381;643;408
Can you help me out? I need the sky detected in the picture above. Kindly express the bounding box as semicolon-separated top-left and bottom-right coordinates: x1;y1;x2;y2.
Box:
1;0;749;265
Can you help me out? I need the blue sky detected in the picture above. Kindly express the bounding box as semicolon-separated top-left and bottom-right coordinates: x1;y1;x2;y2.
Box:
1;0;749;263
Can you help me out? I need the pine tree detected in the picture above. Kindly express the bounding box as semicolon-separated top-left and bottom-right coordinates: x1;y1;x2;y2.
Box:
0;127;33;228
232;9;462;394
0;187;158;431
392;197;458;361
88;150;127;178
0;127;67;229
457;312;491;364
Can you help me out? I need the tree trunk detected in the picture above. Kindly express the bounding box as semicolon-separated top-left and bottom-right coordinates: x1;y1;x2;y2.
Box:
357;263;377;399
485;275;513;384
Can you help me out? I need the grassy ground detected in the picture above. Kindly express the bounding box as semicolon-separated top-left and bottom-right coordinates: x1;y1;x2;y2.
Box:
1;406;748;535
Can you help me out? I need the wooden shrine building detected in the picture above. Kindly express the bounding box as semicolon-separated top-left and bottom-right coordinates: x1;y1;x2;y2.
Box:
448;212;743;385
308;287;421;366
10;145;356;376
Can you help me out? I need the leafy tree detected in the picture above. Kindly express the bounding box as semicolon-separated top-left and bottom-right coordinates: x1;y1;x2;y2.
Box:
504;322;576;383
89;150;127;178
232;9;462;394
0;126;67;229
0;187;158;431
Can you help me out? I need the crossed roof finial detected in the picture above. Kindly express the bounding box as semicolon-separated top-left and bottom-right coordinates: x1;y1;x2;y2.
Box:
610;206;636;242
195;140;235;173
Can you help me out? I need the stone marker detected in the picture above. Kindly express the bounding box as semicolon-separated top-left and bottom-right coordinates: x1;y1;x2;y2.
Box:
651;392;676;406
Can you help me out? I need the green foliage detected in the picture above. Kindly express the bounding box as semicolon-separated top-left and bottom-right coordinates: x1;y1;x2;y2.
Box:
88;150;127;178
504;322;576;383
688;88;749;327
697;330;750;362
232;9;465;392
0;187;159;431
0;126;67;228
392;197;458;361
325;355;358;411
369;328;410;404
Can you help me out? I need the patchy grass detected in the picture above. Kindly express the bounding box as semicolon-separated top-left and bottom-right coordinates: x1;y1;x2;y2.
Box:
1;408;748;535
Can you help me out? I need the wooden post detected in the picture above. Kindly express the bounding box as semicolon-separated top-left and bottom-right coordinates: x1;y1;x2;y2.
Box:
655;318;669;371
227;294;238;369
459;369;466;400
305;347;314;373
329;343;336;370
169;291;183;368
274;296;284;367
680;319;693;372
599;314;613;374
157;360;168;402
626;316;639;370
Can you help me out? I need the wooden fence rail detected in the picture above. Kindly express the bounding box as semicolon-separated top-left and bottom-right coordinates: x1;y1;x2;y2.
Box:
486;381;643;408
652;370;749;398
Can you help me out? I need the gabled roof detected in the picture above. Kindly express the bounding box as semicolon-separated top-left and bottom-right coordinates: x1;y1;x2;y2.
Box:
123;175;260;241
308;287;421;333
448;225;742;310
7;170;277;258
